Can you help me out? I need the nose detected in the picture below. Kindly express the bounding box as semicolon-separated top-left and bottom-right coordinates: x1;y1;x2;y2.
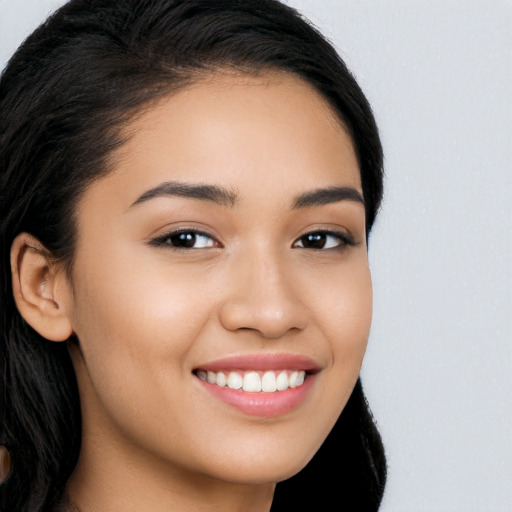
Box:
218;250;309;339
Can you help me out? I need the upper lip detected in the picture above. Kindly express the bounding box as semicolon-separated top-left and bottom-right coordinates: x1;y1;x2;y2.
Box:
194;353;322;373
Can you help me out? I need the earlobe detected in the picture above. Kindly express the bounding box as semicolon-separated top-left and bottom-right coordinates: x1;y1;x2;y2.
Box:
10;233;74;342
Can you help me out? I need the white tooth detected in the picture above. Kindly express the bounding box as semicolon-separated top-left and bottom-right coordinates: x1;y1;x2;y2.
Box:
201;369;304;391
261;371;277;392
227;372;243;390
216;372;227;387
289;371;299;388
276;370;289;391
243;372;261;392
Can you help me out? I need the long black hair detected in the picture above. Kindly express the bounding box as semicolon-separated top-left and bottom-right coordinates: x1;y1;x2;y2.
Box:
0;1;386;510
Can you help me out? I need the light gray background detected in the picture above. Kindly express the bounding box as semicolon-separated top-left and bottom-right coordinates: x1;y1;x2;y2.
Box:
1;1;511;511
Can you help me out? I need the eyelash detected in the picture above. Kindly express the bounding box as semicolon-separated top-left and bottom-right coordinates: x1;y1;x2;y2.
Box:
292;230;355;250
150;228;355;252
149;229;220;250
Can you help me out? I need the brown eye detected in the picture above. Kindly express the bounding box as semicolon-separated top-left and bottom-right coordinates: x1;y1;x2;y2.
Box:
170;232;198;248
151;230;218;249
293;231;352;250
300;232;328;249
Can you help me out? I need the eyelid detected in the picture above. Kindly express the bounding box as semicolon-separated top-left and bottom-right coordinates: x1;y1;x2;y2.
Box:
147;225;357;251
149;227;222;249
292;229;355;249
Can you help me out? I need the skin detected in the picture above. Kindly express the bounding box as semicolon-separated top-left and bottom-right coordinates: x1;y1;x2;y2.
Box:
13;72;372;512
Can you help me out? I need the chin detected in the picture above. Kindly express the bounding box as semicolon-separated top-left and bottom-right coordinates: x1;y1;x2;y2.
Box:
203;445;316;486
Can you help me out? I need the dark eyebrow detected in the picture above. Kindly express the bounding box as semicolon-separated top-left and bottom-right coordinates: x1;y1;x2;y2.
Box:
292;186;364;209
129;180;238;209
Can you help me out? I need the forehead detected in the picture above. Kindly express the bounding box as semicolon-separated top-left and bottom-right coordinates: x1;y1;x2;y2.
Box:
81;71;362;212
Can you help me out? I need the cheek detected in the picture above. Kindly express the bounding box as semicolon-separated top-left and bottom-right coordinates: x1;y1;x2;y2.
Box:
68;251;212;393
72;241;208;331
312;259;372;408
67;257;217;452
335;269;372;357
312;257;373;353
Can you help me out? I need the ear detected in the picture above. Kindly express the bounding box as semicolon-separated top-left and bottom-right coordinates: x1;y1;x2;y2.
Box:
10;233;74;342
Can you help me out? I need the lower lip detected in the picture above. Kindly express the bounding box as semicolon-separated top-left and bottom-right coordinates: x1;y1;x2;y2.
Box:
196;375;315;418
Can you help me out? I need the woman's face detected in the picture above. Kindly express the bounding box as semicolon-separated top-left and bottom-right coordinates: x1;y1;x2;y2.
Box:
65;72;372;489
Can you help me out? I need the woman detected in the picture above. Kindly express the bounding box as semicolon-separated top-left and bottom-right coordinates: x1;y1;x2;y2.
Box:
0;1;386;510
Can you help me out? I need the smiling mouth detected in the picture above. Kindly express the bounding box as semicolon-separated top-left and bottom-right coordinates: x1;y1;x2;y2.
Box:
195;369;307;393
